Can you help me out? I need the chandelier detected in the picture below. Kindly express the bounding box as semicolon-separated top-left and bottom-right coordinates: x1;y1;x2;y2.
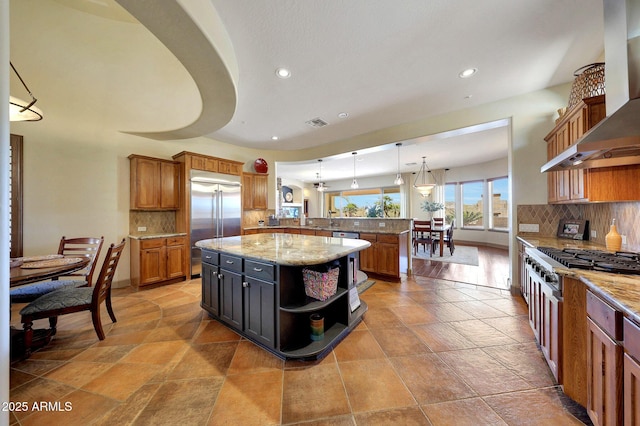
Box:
9;62;43;121
413;156;436;197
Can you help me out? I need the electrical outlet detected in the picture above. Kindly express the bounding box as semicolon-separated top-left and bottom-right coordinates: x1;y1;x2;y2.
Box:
308;220;313;225
378;222;385;227
518;223;539;233
137;226;147;232
354;221;359;226
622;235;627;245
591;230;597;238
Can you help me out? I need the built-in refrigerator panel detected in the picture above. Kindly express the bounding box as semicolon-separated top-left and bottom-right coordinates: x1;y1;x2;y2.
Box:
190;171;241;277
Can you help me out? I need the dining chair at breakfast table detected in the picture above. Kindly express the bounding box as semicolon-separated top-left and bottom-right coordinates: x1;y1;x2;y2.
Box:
19;239;126;357
9;236;104;303
9;254;92;359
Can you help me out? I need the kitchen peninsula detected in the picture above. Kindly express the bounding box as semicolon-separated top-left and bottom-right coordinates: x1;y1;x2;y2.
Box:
195;233;370;359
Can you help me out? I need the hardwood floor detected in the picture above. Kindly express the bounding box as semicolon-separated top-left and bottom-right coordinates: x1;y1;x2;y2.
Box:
411;244;510;290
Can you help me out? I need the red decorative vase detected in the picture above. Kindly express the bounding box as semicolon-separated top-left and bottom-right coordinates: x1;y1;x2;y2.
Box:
254;158;268;173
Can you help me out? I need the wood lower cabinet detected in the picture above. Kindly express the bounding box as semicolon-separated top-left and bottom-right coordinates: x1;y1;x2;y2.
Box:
359;232;407;281
624;318;640;425
539;279;562;381
586;290;623;426
129;155;180;210
130;236;187;287
562;277;588;407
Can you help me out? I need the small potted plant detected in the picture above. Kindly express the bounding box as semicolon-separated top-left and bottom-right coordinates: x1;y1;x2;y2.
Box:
421;200;444;221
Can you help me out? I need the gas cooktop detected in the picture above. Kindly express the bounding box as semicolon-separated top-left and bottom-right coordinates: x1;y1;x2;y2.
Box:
536;247;640;275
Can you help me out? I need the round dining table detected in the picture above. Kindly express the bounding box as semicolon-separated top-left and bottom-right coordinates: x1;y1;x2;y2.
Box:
10;256;90;287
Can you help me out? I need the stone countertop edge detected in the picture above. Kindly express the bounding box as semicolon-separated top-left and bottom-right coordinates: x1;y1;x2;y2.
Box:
244;225;410;235
517;234;640;324
129;232;188;240
195;234;371;266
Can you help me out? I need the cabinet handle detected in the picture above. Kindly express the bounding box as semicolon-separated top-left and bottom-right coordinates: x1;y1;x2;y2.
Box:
242;281;249;288
253;267;263;272
218;273;223;279
226;260;234;264
205;256;212;259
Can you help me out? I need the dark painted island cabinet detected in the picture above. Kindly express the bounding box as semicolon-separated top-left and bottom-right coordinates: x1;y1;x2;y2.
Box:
200;247;366;359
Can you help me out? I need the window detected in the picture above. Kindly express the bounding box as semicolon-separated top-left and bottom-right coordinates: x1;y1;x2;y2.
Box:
489;177;508;230
444;183;456;226
461;180;483;228
326;187;401;218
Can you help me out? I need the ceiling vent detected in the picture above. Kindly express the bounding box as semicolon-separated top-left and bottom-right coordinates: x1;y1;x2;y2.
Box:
305;117;329;128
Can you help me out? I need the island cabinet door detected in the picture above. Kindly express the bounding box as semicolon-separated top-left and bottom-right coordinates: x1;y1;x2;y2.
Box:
201;262;220;317
220;270;243;329
243;276;276;348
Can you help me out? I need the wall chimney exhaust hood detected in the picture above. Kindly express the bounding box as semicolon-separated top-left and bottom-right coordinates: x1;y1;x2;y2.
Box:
542;0;640;173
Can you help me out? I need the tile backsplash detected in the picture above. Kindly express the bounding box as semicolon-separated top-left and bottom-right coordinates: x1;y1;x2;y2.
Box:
518;202;640;251
129;211;176;235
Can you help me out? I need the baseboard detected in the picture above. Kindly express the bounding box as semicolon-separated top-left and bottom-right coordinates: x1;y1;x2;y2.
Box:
453;240;508;250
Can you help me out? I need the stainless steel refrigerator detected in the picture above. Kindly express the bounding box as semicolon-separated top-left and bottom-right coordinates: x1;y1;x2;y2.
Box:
190;170;242;277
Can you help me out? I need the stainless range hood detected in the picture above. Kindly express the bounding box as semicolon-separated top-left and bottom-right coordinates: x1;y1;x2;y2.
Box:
542;0;640;172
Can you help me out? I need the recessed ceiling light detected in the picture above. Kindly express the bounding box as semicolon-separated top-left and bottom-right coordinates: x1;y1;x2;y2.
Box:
458;68;478;78
275;67;291;79
465;94;473;99
271;136;279;141
337;112;349;119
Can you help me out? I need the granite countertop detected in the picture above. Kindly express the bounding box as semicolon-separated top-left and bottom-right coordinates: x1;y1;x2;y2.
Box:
517;234;640;324
129;232;187;240
244;225;410;236
195;233;371;266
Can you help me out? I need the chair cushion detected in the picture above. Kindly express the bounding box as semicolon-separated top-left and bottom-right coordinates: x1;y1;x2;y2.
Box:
19;287;93;316
10;280;87;303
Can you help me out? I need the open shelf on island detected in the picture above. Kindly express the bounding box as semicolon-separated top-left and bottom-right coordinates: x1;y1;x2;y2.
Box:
280;287;347;313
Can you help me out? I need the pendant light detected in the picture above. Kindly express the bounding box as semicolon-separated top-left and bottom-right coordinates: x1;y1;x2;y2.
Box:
316;159;326;192
394;143;404;185
350;152;359;189
413;156;436;197
9;62;43;121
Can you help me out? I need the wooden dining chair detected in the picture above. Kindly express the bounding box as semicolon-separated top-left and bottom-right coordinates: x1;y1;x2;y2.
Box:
412;220;433;256
10;236;104;303
433;219;455;255
431;217;444;238
19;239;125;356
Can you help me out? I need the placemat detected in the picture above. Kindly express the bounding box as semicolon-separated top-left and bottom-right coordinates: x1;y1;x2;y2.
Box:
20;254;64;262
20;257;84;269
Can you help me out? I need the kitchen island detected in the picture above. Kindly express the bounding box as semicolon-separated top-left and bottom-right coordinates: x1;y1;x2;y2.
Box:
195;233;371;359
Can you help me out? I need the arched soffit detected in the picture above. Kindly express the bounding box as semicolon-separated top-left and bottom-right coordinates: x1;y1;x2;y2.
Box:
115;0;238;140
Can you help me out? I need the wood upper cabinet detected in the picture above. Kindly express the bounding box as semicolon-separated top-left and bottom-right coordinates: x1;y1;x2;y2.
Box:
544;95;640;202
243;172;268;210
130;236;187;287
129;155;179;210
545;96;605;204
172;151;243;176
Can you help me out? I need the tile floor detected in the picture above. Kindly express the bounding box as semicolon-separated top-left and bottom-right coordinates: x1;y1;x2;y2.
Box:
9;273;590;425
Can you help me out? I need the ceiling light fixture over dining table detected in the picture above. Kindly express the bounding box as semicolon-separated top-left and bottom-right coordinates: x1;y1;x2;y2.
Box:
413;156;437;197
9;62;43;122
